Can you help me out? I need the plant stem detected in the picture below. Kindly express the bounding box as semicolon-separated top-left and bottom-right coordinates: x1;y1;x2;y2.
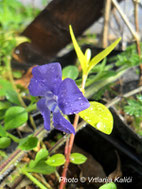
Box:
6;57;36;130
22;169;48;189
7;132;20;143
6;57;26;108
106;85;142;108
59;75;87;189
59;115;79;189
26;103;37;112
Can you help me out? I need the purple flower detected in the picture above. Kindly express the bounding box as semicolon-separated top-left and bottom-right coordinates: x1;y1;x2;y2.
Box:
28;63;90;134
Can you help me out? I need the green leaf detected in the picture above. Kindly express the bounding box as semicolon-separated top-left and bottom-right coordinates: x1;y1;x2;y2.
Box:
15;36;30;46
26;161;56;175
62;65;79;80
79;101;113;134
88;38;121;73
13;71;22;79
4;106;28;130
0;137;11;149
29;149;49;168
124;99;142;117
0;125;7;137
18;135;38;151
70;153;87;164
69;25;87;73
99;182;117;189
46;154;65;167
0;110;5;120
6;90;20;105
0;101;11;110
137;94;142;103
0;79;13;97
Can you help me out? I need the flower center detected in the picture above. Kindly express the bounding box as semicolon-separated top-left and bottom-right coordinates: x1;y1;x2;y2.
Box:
45;91;59;112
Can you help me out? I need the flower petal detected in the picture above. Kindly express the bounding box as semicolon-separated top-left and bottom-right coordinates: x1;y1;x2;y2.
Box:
28;78;49;96
53;111;75;134
58;78;90;115
29;63;62;96
37;98;50;130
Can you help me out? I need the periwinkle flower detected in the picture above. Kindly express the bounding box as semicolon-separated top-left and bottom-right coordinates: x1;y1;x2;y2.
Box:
28;63;90;134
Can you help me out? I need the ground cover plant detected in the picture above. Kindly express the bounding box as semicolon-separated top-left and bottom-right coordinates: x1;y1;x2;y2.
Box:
0;0;142;189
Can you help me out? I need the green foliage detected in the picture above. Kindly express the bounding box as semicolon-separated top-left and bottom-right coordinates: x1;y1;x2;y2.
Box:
4;106;28;130
124;95;142;117
29;149;49;168
5;90;21;105
18;135;38;151
115;44;142;67
70;153;87;164
62;65;79;80
0;79;13;97
87;38;121;73
69;25;87;74
27;148;57;175
13;71;22;79
0;101;11;111
79;101;113;134
69;25;121;76
0;125;7;137
0;0;40;31
26;161;56;175
46;154;65;167
99;182;117;189
0;137;11;149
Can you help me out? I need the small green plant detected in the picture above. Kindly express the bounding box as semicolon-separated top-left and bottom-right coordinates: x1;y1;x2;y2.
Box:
124;94;142;135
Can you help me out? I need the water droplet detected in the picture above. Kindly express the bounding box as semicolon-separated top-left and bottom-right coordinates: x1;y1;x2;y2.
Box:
15;49;20;54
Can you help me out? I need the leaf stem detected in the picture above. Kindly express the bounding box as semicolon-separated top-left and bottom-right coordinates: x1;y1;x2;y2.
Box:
6;56;26;108
26;103;37;112
22;169;48;189
7;132;20;143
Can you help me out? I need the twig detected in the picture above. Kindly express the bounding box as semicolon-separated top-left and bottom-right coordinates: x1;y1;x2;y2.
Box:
106;85;142;108
102;0;112;48
112;0;139;41
133;0;142;84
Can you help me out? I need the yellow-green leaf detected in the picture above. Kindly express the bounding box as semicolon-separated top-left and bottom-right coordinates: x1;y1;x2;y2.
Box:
79;101;113;134
15;36;30;46
69;25;87;73
88;38;121;73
